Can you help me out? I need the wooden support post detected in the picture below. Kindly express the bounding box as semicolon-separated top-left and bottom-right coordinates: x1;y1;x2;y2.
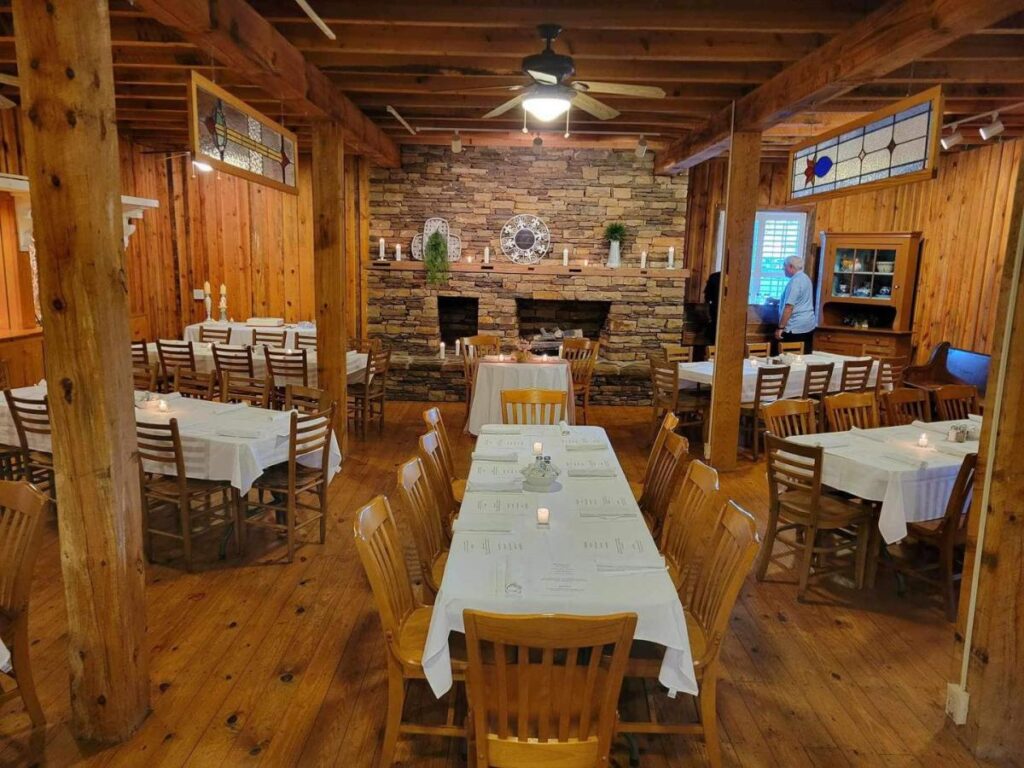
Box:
12;0;149;741
312;121;348;449
707;130;761;470
952;148;1024;760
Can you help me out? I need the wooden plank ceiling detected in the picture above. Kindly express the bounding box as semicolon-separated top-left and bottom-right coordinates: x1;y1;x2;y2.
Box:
1;0;1023;158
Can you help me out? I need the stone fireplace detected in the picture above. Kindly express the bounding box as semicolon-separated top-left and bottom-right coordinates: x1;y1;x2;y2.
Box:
515;298;611;342
437;296;479;346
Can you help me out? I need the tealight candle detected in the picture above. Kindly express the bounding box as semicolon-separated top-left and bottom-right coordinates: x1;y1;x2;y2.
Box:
536;507;550;526
583;258;589;267
157;399;169;412
751;358;759;367
917;432;929;447
532;441;543;456
466;255;473;264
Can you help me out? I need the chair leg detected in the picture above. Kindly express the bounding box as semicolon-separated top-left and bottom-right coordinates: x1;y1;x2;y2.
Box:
379;660;406;768
797;525;818;601
943;545;958;621
286;498;297;564
180;500;194;572
232;490;244;555
11;614;44;728
755;507;780;581
698;671;721;768
854;521;871;589
318;485;327;544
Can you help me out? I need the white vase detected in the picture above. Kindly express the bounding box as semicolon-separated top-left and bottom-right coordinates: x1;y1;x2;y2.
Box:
607;240;621;268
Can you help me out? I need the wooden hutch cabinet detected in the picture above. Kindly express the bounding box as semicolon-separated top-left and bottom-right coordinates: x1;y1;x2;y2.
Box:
814;231;921;359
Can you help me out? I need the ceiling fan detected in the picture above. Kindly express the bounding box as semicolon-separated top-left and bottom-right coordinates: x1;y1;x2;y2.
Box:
455;25;666;123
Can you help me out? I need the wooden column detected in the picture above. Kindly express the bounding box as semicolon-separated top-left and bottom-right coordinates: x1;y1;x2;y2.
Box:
312;121;348;447
952;149;1024;760
12;0;149;741
707;131;761;470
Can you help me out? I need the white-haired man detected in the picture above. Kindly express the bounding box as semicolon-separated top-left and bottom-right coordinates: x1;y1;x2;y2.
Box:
774;255;816;353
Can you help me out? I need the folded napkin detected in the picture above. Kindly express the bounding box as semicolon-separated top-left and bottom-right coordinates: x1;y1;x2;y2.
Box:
558;420;572;436
565;440;606;452
567;466;617;478
968;414;983;424
596;561;666;574
453;518;515;534
480;425;521;435
466;479;523;493
471;450;519;463
216;426;264;439
934;442;977;458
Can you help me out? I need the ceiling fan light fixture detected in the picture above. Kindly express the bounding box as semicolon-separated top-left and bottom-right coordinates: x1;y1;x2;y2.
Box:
522;84;575;122
980;114;1004;141
533;135;543;148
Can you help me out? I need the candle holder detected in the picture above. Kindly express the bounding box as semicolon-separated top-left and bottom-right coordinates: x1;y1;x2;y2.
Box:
536;506;550;528
917;433;929;448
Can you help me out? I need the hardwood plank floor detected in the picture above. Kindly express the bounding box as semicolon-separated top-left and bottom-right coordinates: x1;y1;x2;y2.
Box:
0;403;993;767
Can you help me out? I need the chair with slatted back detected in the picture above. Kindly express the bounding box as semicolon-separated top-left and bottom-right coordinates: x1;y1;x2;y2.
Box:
199;325;232;344
349;337;383;354
422;406;465;507
882;388;931;426
174;367;217;400
934;384;980;421
761;398;818;439
0;364;21;480
460;334;501;420
630;412;679;505
133;363;157;392
220;372;270;408
560;338;600;425
284;384;330;414
760;434;875;600
649;358;706;442
349;347;391;437
746;341;771;358
900;453;978;620
637;429;689;540
824;391;879;431
252;328;286;348
3;391;54;498
875;356;908;395
397;456;450;599
418;430;459;535
156;339;196;385
705;345;716;362
660;460;720;599
801;361;835;424
0;480;50;728
244;404;336;563
618;501;760;768
130;339;149;368
839;357;874;392
264;347;308;408
740;365;790;460
294;333;317;351
136;419;240;570
212;343;255;379
353;496;466;767
464;609;636;768
500;388;568;426
661;343;694;363
778;341;806;355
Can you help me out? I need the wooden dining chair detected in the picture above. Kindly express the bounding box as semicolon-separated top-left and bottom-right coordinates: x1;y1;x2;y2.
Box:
661;343;694;363
422;406;465;506
294;333;317;351
778;341;806;355
199;325;232;344
3;391;54;497
284;384;330;414
136;419;240;570
352;496;465;767
0;480;50;728
156;339;196;384
460;334;501;417
761;398;818;439
265;347;308;408
212;343;255;378
618;501;760;768
463;609;636;768
220;372;270;408
760;434;876;600
630;412;679;504
396;456;450;598
133;363;158;392
348;347;391;437
875;356;908;395
934;384;980;421
882;388;931;426
174;367;218;400
561;337;600;425
130;339;150;367
745;341;771;358
418;430;460;534
823;390;879;431
740;365;790;460
244;405;336;563
660;460;721;599
839;357;873;392
801;361;835;424
637;428;689;540
252;328;287;348
705;345;717;362
649;358;705;441
900;453;978;620
499;388;568;426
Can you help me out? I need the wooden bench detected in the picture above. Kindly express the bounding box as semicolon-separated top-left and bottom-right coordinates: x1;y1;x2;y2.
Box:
904;341;991;399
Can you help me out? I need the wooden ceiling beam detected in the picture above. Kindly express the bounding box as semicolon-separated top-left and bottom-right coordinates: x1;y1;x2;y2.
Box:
657;0;1024;174
129;0;399;166
880;60;1024;83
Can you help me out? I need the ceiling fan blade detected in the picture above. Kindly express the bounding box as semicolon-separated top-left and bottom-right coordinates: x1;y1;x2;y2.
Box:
432;84;525;94
526;69;559;85
483;94;526;119
574;81;666;98
572;92;620;120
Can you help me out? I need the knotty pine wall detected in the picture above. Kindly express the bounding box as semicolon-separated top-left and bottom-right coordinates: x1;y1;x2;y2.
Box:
683;140;1023;359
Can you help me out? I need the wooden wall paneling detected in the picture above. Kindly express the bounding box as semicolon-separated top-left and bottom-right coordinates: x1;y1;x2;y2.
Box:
0;108;25;175
0;331;43;387
357;155;371;339
297;155;316;321
0;193;32;330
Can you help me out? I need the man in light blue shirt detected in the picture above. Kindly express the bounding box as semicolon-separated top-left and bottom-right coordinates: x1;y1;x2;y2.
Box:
774;255;816;353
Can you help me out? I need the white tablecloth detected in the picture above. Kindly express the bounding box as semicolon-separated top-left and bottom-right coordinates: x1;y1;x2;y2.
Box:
0;385;341;494
148;343;367;387
183;321;315;349
422;424;696;698
787;418;981;543
678;351;878;402
467;359;574;436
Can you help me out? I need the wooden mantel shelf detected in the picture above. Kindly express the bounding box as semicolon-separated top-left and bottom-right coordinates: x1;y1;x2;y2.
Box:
369;259;690;279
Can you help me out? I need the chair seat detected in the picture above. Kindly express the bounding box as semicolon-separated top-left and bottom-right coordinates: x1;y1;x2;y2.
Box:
396;606;466;674
144;475;231;500
451;478;466;505
251;463;325;493
430;550;448;591
625;612;707;678
907;518;965;546
777;490;873;527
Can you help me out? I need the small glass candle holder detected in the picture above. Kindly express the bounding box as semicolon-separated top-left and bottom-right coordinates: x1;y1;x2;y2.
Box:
532;441;543;456
158;399;169;413
536;507;550;527
917;432;929;448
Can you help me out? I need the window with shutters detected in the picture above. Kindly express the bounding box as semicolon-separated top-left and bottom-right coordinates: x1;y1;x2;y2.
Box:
748;211;808;304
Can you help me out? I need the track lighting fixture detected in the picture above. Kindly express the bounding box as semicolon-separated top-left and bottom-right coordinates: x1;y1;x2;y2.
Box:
980;114;1005;141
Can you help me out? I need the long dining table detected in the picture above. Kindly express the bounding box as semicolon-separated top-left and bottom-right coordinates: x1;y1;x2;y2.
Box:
421;422;696;699
183;321;316;348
